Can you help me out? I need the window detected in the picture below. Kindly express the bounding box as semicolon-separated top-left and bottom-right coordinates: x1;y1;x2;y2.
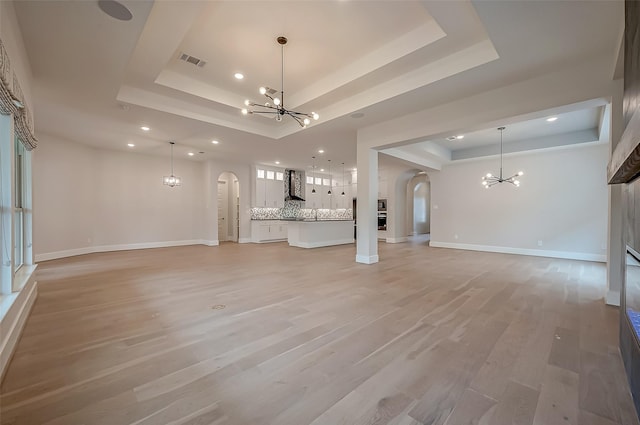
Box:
306;176;313;184
14;138;25;272
315;177;322;185
266;170;275;180
276;172;284;181
323;178;330;187
257;169;265;179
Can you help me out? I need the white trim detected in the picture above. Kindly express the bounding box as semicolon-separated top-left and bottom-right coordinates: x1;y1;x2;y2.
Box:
35;247;92;262
1;275;37;382
290;239;354;249
252;238;288;244
35;240;214;262
238;238;252;244
605;290;621;307
356;254;380;264
386;237;408;244
429;241;606;262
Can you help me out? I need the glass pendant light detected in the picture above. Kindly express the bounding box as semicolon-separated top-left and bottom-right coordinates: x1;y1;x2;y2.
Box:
163;141;181;187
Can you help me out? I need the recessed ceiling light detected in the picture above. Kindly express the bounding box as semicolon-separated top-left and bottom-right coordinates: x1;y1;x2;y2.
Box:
234;73;244;80
140;126;150;131
456;135;464;139
318;149;324;153
188;152;195;156
546;117;558;122
275;161;280;165
127;143;135;147
320;168;325;172
211;140;219;144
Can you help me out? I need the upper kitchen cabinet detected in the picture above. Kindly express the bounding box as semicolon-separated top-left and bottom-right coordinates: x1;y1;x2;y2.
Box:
254;166;284;208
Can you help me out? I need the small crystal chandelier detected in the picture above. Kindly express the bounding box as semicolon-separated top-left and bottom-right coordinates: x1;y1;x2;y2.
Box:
482;127;523;188
241;36;319;128
163;141;181;187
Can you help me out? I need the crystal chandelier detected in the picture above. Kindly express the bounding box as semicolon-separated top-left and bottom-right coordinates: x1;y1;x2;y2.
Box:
163;141;181;187
482;127;523;188
241;36;319;128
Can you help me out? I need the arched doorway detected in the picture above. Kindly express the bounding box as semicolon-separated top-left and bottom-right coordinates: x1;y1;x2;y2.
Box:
217;172;240;243
406;173;430;238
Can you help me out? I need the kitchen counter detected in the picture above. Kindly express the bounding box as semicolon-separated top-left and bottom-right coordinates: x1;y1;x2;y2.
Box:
252;218;353;222
287;220;355;248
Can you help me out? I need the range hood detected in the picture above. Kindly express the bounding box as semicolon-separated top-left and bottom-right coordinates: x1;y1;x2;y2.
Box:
285;169;305;201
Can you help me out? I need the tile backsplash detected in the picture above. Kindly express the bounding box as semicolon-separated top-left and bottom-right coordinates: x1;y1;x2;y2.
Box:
251;201;353;220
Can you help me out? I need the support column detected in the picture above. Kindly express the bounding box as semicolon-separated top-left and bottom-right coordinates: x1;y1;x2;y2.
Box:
607;79;624;306
356;144;378;264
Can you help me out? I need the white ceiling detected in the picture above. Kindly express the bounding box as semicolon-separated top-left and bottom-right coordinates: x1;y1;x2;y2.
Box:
13;0;623;174
433;106;603;151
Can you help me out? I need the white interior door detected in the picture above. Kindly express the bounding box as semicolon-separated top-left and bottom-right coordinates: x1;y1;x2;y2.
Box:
218;180;227;242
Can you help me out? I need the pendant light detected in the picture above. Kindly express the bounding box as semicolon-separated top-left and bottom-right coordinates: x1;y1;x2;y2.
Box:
163;141;181;187
481;127;523;188
241;36;319;127
311;156;316;194
341;162;345;196
327;160;332;195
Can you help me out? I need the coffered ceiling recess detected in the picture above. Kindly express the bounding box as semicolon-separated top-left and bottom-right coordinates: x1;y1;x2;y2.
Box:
117;1;498;139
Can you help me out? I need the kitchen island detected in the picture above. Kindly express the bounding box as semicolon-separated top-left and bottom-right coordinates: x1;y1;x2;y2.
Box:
286;220;355;248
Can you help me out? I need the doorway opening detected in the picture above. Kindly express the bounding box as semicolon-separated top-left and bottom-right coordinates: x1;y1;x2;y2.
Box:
407;173;430;241
217;172;240;243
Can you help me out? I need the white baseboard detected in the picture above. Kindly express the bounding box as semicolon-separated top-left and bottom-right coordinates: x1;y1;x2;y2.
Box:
36;247;93;261
1;275;37;382
605;290;621;306
238;238;252;244
36;239;216;262
356;254;379;264
428;241;607;263
290;239;354;249
386;237;408;244
252;238;288;244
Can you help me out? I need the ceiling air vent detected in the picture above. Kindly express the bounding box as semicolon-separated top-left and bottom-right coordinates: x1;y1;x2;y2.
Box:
179;52;207;68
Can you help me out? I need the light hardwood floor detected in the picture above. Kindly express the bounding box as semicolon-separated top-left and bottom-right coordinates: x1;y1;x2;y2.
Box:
1;239;638;425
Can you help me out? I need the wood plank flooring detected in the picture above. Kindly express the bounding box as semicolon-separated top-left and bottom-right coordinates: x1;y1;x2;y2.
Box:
1;239;638;425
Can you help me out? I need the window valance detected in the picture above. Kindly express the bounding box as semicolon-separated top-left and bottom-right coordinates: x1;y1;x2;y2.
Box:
0;38;37;150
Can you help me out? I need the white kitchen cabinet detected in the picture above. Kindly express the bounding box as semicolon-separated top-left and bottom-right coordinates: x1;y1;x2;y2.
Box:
320;187;331;209
254;165;284;208
335;185;351;209
266;178;284;208
256;177;267;207
251;220;288;243
306;183;320;208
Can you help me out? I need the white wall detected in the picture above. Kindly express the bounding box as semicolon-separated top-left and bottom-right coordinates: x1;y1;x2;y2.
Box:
32;135;96;255
33;134;207;260
429;143;609;261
